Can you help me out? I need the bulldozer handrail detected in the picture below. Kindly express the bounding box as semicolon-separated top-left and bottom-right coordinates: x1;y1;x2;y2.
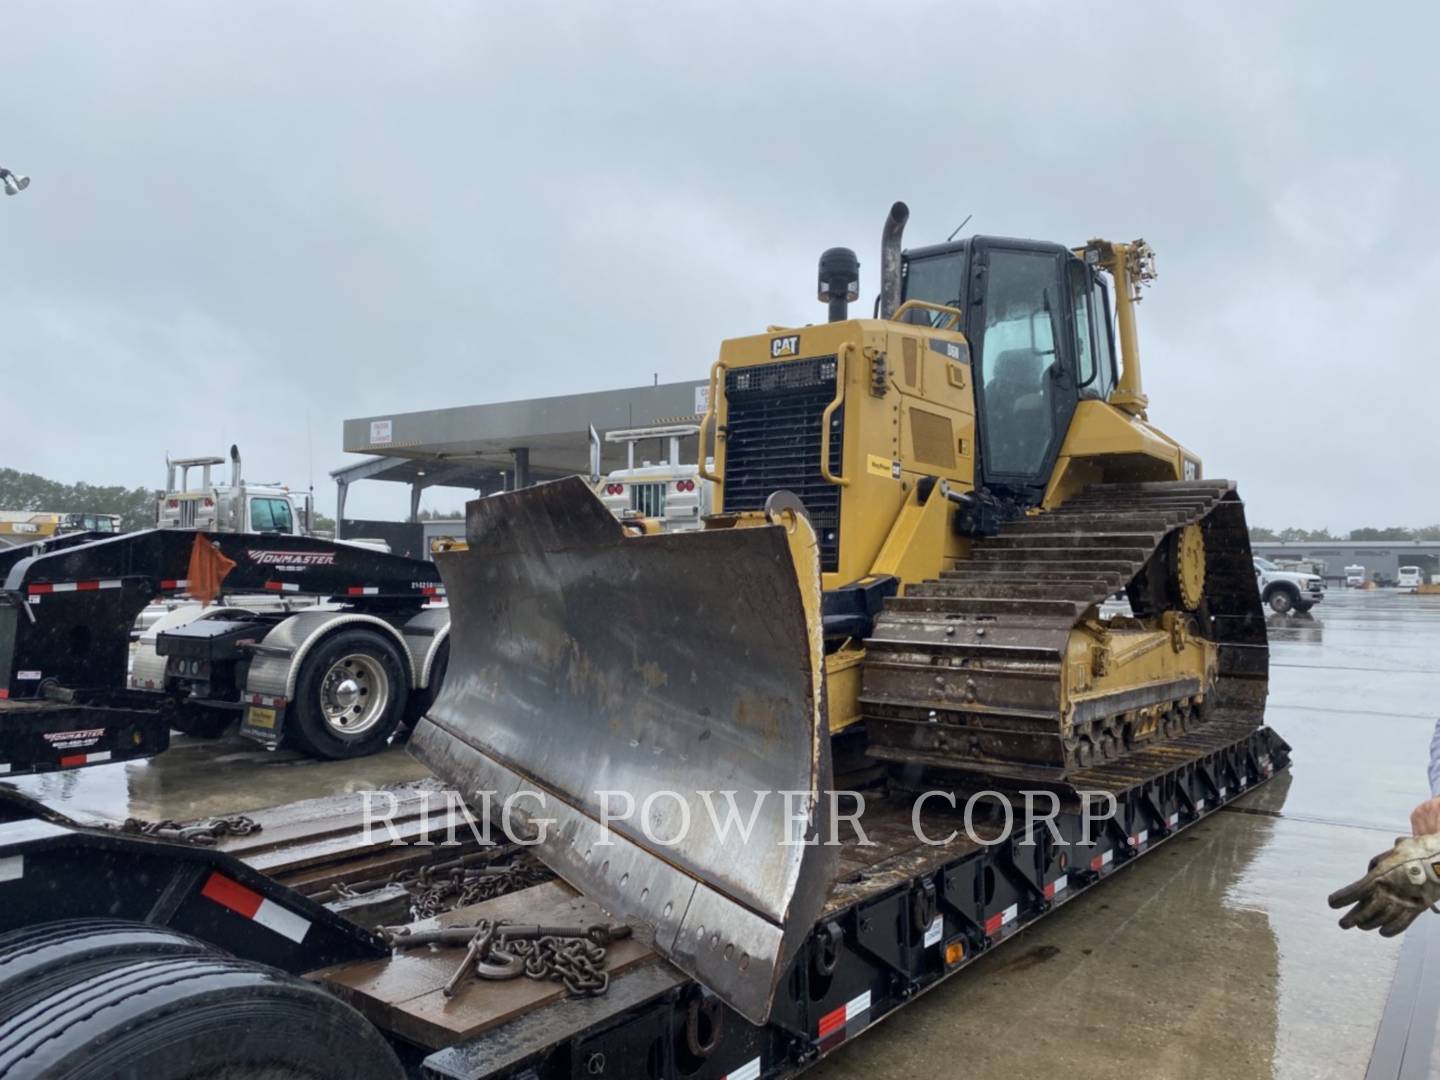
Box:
820;343;852;487
697;359;727;484
888;298;964;331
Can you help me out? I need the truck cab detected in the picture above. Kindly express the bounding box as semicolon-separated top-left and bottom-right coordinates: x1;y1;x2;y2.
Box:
59;512;121;534
157;446;312;536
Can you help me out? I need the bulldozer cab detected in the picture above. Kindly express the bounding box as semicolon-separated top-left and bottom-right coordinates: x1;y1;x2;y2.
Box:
901;237;1120;505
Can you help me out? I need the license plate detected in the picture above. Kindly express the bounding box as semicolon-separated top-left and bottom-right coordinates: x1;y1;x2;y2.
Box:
248;706;276;729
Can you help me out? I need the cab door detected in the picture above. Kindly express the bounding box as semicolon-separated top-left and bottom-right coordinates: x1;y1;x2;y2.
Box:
969;239;1080;503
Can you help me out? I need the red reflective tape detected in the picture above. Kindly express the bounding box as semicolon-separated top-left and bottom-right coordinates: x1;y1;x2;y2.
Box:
984;911;1003;935
76;580;100;591
0;689;8;699
1044;881;1056;900
58;754;87;768
27;583;54;595
264;581;283;591
201;871;263;919
346;587;363;596
817;1004;847;1039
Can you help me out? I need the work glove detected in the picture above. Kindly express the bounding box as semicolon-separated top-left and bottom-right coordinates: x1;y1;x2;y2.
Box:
1328;833;1440;937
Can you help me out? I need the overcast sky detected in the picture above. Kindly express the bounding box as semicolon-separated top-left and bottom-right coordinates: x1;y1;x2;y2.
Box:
1;2;1434;529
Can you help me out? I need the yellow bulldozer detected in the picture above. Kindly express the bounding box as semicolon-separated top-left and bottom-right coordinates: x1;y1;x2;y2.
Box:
410;203;1268;1025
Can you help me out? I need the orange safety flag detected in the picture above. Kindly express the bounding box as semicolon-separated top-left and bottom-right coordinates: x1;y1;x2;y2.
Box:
187;534;236;606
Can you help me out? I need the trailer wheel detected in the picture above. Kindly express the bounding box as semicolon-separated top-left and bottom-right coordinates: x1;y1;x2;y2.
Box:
0;954;404;1080
288;629;409;759
400;638;449;734
0;920;215;1019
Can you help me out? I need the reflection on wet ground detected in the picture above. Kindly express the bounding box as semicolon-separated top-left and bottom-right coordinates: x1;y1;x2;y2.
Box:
6;730;432;824
6;590;1440;1077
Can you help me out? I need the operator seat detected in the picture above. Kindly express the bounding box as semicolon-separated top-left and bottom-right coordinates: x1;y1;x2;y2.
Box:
985;348;1051;474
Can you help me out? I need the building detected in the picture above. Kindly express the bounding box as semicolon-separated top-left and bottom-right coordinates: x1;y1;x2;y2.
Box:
333;379;707;547
1249;540;1440;584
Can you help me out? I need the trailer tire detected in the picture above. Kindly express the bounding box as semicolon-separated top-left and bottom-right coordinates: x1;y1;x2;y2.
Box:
0;954;404;1080
0;920;215;1020
400;638;449;734
287;628;409;759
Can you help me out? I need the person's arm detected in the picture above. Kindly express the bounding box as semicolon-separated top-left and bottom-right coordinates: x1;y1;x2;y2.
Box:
1411;716;1440;835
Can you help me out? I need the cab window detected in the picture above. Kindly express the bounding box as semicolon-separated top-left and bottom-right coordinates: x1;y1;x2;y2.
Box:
1069;261;1098;395
250;497;293;533
900;254;966;327
1091;278;1117;399
977;249;1063;478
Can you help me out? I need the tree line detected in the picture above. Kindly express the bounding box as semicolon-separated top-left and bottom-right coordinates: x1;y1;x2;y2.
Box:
1249;525;1440;542
0;467;159;531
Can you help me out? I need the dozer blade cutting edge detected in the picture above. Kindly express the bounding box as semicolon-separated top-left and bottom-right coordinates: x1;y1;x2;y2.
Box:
409;476;836;1025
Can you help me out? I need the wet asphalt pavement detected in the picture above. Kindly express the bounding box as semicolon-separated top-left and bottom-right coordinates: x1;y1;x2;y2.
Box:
7;588;1440;1078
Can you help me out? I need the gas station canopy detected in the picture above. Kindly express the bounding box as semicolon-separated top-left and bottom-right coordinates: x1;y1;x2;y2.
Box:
333;379;707;521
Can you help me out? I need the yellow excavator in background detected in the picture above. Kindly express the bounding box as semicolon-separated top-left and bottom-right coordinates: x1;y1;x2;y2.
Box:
410;202;1269;1025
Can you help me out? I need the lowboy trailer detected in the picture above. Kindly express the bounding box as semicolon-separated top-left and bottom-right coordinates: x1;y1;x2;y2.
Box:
0;720;1287;1079
0;528;451;772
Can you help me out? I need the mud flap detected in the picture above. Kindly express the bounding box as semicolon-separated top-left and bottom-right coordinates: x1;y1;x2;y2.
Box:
409;477;836;1024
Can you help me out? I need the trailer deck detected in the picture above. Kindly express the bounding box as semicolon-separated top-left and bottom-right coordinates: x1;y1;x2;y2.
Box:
0;718;1287;1079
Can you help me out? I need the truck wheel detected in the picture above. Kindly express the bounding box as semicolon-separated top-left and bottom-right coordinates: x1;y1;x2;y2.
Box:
0;954;404;1080
0;920;214;1019
1294;600;1314;613
400;638;449;734
288;629;409;759
1265;586;1297;615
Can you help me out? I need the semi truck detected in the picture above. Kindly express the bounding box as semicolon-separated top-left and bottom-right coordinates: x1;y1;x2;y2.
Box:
596;423;714;532
157;446;313;535
0;527;451;770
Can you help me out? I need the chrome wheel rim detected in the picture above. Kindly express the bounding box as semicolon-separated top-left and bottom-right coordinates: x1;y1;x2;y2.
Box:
319;653;389;736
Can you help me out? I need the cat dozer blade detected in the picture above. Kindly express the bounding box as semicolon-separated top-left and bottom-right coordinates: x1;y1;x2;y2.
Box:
409;476;835;1025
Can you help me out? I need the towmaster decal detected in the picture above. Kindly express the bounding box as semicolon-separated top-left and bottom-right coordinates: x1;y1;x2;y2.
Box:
43;728;105;751
246;550;337;572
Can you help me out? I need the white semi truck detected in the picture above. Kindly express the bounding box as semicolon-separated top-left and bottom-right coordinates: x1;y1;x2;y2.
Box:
157;445;313;536
595;423;713;532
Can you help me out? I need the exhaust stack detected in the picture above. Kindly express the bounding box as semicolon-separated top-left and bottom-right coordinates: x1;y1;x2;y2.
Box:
879;200;910;319
229;444;241;487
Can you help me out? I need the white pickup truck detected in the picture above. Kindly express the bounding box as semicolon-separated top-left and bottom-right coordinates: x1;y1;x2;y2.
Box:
1254;556;1325;614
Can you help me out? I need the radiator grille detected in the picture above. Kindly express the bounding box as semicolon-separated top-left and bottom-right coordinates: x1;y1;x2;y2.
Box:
723;356;843;572
629;483;666;519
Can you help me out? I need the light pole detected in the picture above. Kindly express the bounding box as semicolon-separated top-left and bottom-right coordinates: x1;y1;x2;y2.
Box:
1;166;30;197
